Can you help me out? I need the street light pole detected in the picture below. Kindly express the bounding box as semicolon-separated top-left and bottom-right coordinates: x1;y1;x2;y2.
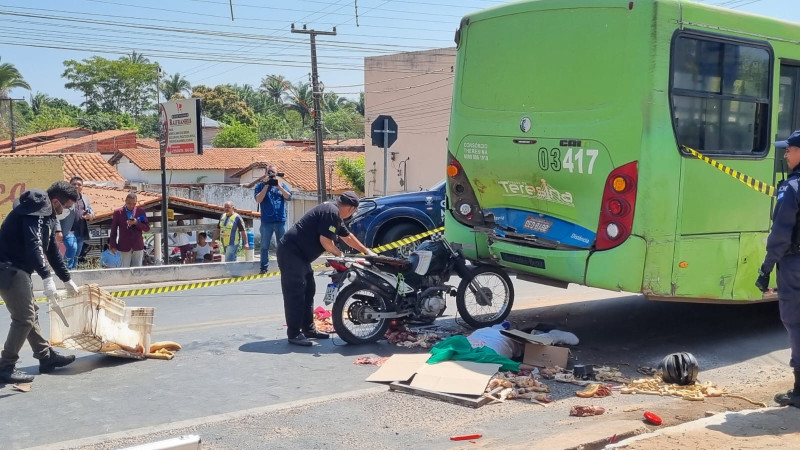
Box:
156;63;170;265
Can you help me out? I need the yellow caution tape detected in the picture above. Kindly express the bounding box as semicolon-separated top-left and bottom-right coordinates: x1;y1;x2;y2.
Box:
371;226;445;254
683;145;777;198
0;226;447;305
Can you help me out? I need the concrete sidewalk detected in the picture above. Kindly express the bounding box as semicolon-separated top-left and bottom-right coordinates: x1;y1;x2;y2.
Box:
608;406;800;449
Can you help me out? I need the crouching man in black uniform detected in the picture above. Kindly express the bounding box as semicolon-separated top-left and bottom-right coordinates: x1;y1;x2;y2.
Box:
0;181;81;383
757;130;800;407
278;191;375;346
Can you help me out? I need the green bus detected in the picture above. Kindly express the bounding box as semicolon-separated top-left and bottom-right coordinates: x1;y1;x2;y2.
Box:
445;0;800;303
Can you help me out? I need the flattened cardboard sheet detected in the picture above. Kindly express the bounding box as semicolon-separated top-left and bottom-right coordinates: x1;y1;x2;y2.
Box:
500;329;554;345
410;361;500;396
365;353;431;383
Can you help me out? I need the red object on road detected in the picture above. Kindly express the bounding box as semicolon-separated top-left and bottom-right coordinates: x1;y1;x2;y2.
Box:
644;411;662;425
450;434;482;441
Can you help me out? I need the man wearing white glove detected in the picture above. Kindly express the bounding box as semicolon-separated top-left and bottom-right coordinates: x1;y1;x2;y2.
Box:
0;181;80;384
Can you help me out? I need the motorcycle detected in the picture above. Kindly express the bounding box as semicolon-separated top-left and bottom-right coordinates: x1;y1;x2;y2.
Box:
323;238;515;344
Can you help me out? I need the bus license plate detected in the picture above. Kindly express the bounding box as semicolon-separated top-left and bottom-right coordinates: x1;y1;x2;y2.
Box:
523;216;553;233
323;283;339;305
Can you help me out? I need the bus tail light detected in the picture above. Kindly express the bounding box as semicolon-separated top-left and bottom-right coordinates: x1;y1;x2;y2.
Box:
447;152;485;227
596;161;637;250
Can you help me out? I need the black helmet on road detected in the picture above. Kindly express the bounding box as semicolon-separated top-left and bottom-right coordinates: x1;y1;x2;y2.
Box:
658;352;699;385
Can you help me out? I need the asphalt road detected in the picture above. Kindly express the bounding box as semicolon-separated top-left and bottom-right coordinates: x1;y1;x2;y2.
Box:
0;272;794;449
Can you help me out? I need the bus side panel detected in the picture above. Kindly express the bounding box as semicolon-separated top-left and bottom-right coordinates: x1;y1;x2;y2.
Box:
733;232;771;299
585;236;646;292
642;238;678;297
672;235;739;298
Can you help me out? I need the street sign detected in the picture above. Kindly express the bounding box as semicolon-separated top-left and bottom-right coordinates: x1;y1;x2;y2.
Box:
371;115;398;148
159;99;203;156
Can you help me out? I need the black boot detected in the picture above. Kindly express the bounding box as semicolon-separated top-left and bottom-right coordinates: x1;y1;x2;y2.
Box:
39;350;76;374
774;368;800;408
0;366;34;383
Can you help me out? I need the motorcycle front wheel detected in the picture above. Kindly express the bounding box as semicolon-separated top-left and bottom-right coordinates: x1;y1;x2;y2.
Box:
332;283;391;345
456;265;514;329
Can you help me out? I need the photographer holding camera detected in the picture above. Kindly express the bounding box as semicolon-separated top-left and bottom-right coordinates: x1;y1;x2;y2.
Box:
255;164;292;274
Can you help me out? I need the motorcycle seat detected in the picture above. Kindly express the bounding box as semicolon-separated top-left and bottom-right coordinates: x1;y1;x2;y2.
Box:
364;255;412;271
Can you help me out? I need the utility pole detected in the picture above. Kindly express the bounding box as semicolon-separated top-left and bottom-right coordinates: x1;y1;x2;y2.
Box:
0;98;23;152
292;23;336;204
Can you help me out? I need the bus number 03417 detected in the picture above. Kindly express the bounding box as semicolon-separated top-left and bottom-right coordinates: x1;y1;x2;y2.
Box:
538;147;598;175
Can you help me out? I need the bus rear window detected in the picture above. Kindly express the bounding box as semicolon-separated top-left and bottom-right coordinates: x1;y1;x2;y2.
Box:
459;9;630;112
671;33;772;156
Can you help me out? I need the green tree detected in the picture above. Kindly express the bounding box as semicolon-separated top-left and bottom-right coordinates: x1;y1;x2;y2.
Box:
287;82;313;127
335;156;365;194
260;75;288;104
25;105;79;133
29;92;51;115
212;121;259;148
136;114;160;138
62;56;159;117
192;84;255;126
324;109;365;139
126;51;150;64
160;73;191;100
77;112;135;132
255;113;291;140
322;92;348;113
354;92;365;116
0;57;31;98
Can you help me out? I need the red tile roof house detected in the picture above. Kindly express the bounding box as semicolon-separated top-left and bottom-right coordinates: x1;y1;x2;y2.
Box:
0;128;138;161
109;144;362;231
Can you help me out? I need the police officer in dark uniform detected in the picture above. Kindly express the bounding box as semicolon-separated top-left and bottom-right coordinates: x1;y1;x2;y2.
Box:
277;191;375;346
757;130;800;408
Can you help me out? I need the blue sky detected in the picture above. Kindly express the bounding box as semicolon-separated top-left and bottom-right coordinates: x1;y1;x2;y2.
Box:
1;0;796;106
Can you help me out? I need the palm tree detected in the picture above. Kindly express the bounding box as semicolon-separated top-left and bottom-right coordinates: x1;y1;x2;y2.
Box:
126;51;150;64
161;73;192;100
286;82;314;127
30;91;52;115
0;57;31;98
322;92;348;113
355;92;364;116
260;75;288;104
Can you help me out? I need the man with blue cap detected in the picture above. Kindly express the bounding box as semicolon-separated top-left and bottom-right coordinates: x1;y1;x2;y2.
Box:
757;130;800;408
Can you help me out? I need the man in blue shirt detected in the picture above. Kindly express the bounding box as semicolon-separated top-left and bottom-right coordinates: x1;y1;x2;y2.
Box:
255;164;292;274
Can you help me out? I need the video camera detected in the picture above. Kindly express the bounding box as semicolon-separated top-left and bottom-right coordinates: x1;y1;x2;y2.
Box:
266;169;285;186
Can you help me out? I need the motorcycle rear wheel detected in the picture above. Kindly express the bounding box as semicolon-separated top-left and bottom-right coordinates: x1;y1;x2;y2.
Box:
332;284;391;345
456;265;514;329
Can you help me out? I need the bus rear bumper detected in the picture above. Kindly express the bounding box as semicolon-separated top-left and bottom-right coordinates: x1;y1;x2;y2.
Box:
487;240;589;285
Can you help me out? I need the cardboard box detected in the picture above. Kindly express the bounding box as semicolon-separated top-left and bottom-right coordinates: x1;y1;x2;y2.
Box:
366;354;500;396
501;329;570;368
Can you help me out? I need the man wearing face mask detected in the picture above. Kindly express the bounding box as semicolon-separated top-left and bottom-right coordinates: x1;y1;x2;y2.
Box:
0;181;81;383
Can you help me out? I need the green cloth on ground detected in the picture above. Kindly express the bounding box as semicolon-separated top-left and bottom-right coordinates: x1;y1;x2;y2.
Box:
428;335;520;372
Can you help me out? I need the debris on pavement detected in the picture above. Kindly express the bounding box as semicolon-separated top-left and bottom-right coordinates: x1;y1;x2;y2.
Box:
570;405;606;417
353;356;390;366
644;411;662;425
484;371;553;403
313;307;335;334
384;323;448;349
621;376;768;407
595;366;630;383
450;434;483;441
12;383;32;393
637;366;658;376
576;383;613;398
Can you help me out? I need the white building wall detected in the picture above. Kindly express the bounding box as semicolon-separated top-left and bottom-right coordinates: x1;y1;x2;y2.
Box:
364;48;456;197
